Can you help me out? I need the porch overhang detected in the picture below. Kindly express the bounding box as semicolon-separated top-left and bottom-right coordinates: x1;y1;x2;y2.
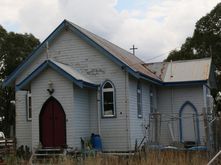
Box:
15;59;98;91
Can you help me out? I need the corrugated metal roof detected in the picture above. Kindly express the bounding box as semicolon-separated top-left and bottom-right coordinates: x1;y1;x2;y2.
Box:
50;59;96;85
3;19;213;87
144;58;212;82
67;20;160;80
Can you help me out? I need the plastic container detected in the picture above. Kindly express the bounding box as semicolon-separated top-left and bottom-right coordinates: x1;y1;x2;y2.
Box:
91;134;102;151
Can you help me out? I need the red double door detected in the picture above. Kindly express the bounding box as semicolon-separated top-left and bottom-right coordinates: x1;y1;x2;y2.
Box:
40;97;66;148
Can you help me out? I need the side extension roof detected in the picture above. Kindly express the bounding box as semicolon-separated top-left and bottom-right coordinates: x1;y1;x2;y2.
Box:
144;58;212;82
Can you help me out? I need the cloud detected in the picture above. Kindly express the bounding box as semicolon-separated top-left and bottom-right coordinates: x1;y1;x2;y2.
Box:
57;0;121;38
0;0;220;62
111;0;221;61
19;0;63;38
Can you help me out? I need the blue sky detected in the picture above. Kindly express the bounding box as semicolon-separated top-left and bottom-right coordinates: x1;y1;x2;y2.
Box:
116;0;148;11
3;22;20;32
116;0;162;11
0;0;220;62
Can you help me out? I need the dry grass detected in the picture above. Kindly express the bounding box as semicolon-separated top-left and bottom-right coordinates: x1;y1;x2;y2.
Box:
5;150;209;165
82;151;208;165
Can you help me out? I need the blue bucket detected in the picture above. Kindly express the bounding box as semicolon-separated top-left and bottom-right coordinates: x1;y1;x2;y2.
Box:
91;134;102;151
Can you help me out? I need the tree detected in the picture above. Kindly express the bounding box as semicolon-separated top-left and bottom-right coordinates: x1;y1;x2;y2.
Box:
165;3;221;151
0;25;40;137
166;2;221;98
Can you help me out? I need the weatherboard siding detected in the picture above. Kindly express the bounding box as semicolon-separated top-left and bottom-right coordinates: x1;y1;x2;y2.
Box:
72;86;90;148
15;91;32;148
89;91;98;134
16;52;47;84
50;29;128;151
15;29;128;151
31;68;74;148
157;85;205;145
129;76;151;150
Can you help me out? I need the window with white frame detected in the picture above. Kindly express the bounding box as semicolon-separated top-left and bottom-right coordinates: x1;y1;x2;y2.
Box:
137;81;142;118
102;81;116;117
26;91;32;120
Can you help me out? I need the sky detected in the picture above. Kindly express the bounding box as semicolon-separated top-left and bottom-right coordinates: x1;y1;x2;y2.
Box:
0;0;220;62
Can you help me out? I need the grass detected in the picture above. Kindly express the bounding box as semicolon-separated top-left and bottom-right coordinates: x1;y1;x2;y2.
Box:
83;151;208;165
4;150;209;165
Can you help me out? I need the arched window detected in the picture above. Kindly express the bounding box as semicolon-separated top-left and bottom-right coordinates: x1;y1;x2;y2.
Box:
179;101;200;143
102;81;116;117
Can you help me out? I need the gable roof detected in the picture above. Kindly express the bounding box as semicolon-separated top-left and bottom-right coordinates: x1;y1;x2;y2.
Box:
3;19;213;88
144;58;212;83
16;59;98;91
3;19;160;87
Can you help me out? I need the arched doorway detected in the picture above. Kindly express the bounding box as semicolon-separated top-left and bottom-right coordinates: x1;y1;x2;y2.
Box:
179;101;200;144
40;97;66;148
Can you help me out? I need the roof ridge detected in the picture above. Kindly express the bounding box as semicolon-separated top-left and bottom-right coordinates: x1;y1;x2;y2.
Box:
145;57;211;65
169;57;211;63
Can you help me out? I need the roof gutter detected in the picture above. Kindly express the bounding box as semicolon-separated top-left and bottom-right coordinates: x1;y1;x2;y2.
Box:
138;72;162;85
162;80;207;86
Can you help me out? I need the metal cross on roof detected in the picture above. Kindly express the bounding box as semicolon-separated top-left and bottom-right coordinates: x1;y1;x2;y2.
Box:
130;45;138;55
